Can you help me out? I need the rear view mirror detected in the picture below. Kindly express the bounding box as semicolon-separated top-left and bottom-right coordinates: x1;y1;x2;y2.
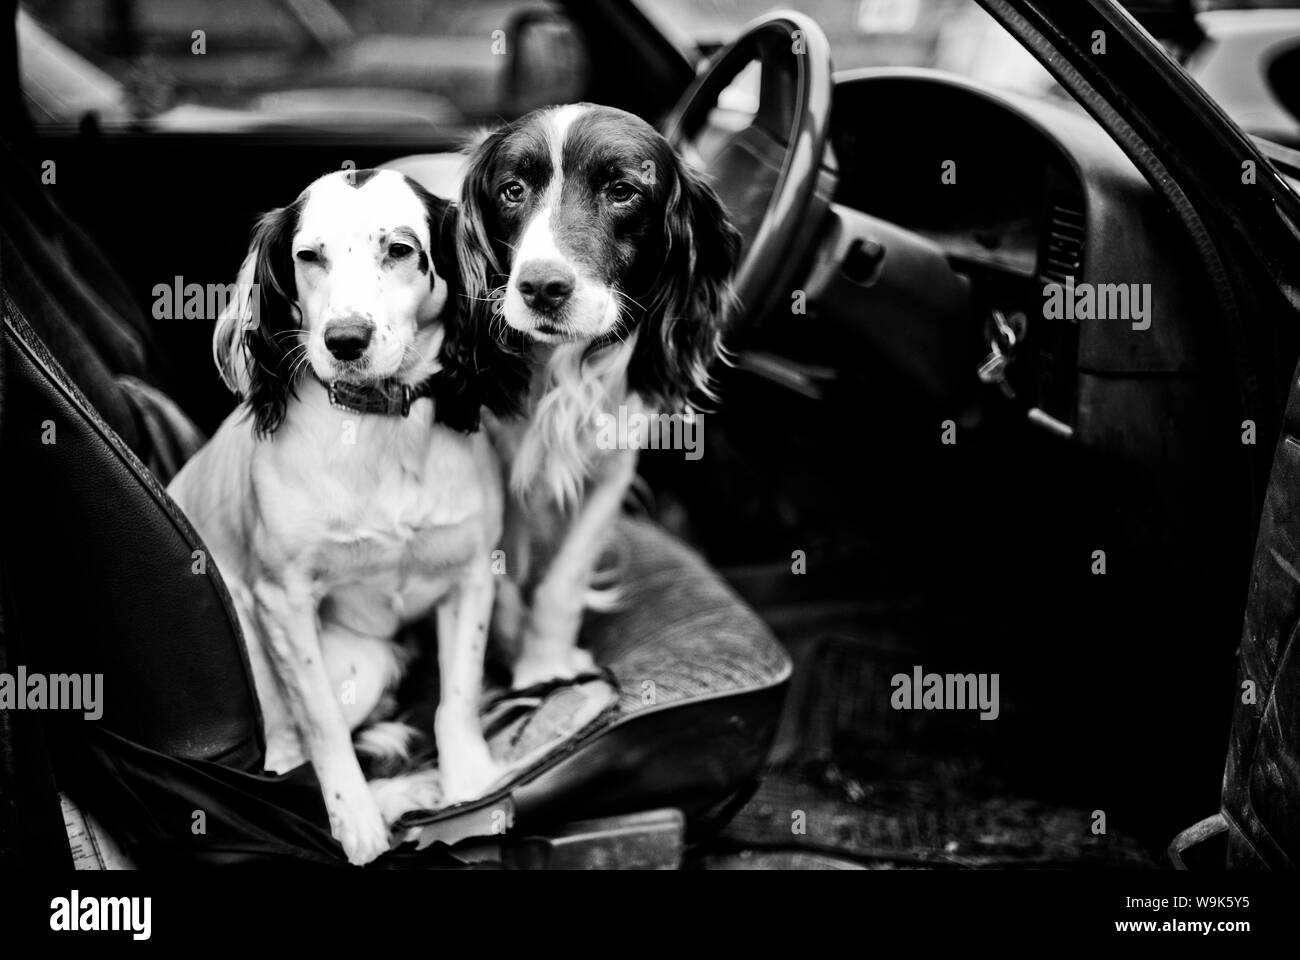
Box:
503;9;588;116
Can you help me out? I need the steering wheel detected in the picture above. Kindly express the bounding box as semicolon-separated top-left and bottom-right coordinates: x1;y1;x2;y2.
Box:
662;11;836;322
664;16;976;406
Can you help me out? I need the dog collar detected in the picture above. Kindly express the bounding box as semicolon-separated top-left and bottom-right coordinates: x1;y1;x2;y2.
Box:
317;375;437;418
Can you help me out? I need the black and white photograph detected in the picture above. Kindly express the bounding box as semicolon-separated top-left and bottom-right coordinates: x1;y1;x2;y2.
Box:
1;0;1298;939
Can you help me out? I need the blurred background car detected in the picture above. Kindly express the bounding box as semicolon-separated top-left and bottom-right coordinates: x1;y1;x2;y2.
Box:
19;1;1300;146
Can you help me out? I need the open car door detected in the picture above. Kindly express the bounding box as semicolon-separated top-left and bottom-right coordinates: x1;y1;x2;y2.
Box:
1221;356;1300;868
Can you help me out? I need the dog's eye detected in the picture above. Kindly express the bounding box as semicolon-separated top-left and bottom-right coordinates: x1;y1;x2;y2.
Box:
387;241;415;259
295;249;320;264
500;181;526;204
607;181;638;204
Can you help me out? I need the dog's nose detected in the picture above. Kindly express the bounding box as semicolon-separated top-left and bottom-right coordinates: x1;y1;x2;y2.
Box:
516;260;575;312
323;318;373;361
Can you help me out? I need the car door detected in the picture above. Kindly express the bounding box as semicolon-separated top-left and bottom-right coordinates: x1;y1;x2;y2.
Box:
991;0;1300;865
1226;330;1300;867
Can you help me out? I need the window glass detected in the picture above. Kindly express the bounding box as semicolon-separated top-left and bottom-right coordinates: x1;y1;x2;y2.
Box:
19;0;580;133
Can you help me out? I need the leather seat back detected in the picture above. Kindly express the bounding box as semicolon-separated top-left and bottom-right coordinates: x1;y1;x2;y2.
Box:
1;141;262;771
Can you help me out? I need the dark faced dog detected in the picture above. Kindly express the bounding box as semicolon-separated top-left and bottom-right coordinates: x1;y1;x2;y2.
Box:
459;103;740;413
456;104;741;687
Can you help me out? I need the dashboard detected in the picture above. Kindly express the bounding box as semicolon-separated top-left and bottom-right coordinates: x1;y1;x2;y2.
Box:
833;87;1081;283
819;70;1218;442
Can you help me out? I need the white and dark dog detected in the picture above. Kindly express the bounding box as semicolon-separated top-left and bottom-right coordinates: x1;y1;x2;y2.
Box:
168;169;523;865
457;104;741;688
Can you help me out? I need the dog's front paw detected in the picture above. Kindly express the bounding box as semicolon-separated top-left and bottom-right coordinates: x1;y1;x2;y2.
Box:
438;733;502;804
326;785;391;866
511;645;598;690
369;769;443;824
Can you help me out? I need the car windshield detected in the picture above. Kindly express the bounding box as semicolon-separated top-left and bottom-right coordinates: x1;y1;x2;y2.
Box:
641;0;1061;98
19;0;550;131
19;0;1300;146
638;0;1300;146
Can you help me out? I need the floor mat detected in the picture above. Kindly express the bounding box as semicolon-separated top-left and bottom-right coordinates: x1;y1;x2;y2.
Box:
702;617;1158;869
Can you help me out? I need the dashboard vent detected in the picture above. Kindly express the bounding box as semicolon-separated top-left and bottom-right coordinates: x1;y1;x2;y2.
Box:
1040;203;1085;284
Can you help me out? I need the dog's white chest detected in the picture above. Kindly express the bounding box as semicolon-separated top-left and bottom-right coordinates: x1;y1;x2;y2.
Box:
324;446;487;601
254;401;502;629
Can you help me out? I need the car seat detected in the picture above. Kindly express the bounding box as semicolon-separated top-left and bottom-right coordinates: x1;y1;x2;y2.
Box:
0;131;790;867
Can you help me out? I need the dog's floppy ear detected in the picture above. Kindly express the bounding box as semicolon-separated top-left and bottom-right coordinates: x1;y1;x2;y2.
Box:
417;182;458;291
234;200;304;438
422;129;530;433
211;250;257;397
456;127;510;325
629;157;741;412
404;175;460;320
411;178;528;432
